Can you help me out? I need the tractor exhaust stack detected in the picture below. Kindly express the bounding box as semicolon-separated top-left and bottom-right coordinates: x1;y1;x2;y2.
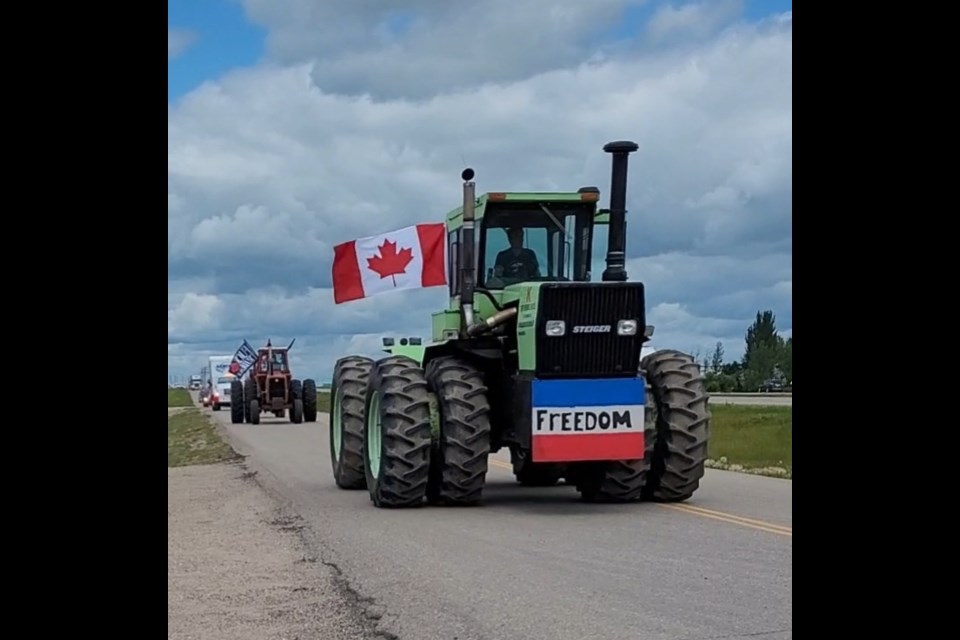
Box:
601;140;639;282
459;167;477;331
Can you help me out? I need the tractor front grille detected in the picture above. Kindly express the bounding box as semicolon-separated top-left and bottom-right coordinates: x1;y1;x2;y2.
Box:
534;282;645;378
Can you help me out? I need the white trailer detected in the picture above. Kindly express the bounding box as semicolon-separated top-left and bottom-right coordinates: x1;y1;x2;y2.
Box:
207;355;235;411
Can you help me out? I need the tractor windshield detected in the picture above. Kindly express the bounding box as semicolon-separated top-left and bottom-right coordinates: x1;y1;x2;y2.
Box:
479;203;596;289
270;351;289;373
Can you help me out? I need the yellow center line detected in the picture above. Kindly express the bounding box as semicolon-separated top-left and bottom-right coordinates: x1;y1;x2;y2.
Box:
657;504;792;537
661;503;792;533
486;458;790;537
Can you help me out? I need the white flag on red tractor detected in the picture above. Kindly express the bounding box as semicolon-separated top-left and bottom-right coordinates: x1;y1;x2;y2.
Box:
228;339;258;378
331;223;446;304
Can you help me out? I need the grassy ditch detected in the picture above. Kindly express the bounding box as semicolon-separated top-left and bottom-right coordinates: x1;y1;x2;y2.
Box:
168;388;194;407
706;404;792;478
168;408;240;468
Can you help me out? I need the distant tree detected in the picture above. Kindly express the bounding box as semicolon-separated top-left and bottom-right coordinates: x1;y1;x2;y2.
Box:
710;341;724;373
780;336;792;382
743;310;786;390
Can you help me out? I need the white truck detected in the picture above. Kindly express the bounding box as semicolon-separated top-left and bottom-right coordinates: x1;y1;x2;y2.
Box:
207;355;236;411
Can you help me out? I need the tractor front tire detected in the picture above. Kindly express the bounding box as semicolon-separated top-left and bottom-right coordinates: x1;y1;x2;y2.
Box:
362;355;433;508
230;380;244;424
330;356;372;490
250;399;261;425
303;379;318;422
243;379;255;423
424;356;491;506
640;349;710;502
290;398;304;424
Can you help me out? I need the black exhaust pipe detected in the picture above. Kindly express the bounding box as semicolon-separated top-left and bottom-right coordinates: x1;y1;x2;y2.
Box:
459;168;477;331
601;140;639;282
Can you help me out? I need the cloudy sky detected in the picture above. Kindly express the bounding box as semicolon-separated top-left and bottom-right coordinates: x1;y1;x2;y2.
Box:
168;0;792;383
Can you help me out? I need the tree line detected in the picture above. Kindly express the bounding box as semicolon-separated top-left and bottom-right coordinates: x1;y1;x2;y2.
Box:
691;310;792;393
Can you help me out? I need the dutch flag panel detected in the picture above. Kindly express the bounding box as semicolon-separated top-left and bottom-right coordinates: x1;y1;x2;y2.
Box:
531;377;646;463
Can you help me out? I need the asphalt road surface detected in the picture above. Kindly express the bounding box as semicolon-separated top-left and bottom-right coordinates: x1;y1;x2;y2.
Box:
209;406;792;640
709;394;792;406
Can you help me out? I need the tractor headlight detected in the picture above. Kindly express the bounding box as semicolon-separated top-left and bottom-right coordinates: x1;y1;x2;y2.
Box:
617;319;638;336
545;320;566;337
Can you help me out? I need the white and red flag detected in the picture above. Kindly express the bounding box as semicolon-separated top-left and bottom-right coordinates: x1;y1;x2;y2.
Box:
332;223;447;304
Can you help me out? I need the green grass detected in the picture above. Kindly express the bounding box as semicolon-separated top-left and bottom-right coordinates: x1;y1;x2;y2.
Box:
168;408;240;467
318;391;331;414
168;388;194;407
707;405;791;478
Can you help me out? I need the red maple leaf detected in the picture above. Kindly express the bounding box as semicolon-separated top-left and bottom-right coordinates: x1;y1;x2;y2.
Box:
366;238;414;286
228;361;240;375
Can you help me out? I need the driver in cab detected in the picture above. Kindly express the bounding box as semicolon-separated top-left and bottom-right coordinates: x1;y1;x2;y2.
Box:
494;227;540;281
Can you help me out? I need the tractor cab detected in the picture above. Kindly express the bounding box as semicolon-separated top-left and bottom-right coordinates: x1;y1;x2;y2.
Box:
256;347;290;376
446;189;608;295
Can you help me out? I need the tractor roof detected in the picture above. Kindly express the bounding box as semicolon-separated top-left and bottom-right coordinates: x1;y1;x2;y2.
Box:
443;190;599;225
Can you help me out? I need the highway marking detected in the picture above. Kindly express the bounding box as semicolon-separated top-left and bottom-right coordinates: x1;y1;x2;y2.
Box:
487;458;791;537
657;504;792;537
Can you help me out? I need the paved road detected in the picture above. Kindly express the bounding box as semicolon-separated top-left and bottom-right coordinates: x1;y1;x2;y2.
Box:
709;394;792;406
209;407;792;640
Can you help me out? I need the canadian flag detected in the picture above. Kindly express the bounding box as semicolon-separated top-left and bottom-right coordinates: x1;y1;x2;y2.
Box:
332;223;447;304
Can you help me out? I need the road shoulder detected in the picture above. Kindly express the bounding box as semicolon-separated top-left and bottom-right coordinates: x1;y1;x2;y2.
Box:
168;459;374;640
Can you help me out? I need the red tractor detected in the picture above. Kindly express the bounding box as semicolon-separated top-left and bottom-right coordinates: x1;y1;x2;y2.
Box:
229;339;318;425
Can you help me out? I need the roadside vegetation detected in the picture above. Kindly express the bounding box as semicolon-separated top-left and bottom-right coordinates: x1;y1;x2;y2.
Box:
168;408;240;467
706;404;791;478
694;309;792;393
317;391;331;414
168;388;194;407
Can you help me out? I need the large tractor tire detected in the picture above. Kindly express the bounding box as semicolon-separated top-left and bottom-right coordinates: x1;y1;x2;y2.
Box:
302;379;318;422
290;398;304;424
572;384;656;503
511;447;563;487
330;356;373;490
362;355;433;508
424;356;491;506
230;380;244;424
243;378;255;423
640;349;710;502
290;379;303;401
250;399;261;425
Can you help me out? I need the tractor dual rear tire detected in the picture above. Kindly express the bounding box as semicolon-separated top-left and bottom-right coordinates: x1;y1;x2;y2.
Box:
424;356;491;506
511;448;563;487
230;380;244;424
640;349;710;502
303;379;318;422
362;355;433;508
290;398;304;424
572;379;656;503
330;356;373;490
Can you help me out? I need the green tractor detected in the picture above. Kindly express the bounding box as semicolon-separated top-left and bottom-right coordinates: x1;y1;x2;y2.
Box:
329;140;710;508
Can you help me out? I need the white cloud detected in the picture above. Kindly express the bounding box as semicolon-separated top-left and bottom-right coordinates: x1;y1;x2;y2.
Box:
168;28;198;60
240;0;651;100
168;4;792;379
646;0;744;42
